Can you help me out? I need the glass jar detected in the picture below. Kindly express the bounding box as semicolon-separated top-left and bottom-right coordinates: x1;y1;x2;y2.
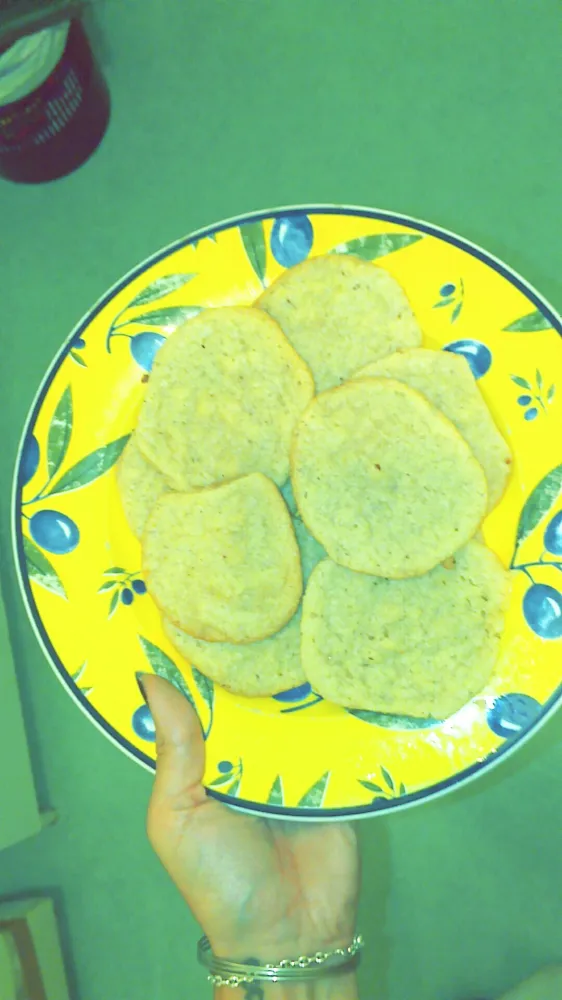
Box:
0;18;110;182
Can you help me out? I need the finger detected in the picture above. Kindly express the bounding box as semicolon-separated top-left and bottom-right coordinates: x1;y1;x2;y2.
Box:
140;674;207;811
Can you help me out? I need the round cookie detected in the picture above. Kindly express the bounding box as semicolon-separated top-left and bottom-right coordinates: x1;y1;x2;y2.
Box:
116;433;169;539
291;378;488;578
164;611;306;697
143;473;303;643
258;253;422;391
302;543;509;719
354;348;511;511
136;306;314;491
162;486;323;696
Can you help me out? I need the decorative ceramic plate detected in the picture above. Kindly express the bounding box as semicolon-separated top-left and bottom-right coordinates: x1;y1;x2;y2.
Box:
13;206;562;820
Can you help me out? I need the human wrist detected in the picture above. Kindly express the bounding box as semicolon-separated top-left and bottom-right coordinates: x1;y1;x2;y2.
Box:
205;934;361;999
209;923;358;965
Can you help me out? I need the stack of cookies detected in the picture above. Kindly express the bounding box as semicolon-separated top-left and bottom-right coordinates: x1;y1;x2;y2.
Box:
117;254;511;719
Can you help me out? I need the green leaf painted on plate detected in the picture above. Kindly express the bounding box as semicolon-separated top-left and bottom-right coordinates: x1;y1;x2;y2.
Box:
332;233;422;261
209;772;236;788
515;463;562;549
381;766;395;792
347;708;439;730
71;661;87;683
104;566;126;575
69;350;87;367
138;636;196;709
240;221;266;285
23;535;66;599
359;780;384;794
381;764;395;792
108;589;120;619
433;297;455;309
225;776;241;797
547;384;556;403
192;233;217;250
191;667;214;712
511;375;532;390
298;772;330;808
98;580;117;593
80;686;94;697
399;782;407;796
47;385;73;479
127;273;197;308
46;434;130;496
503;309;552;332
127;305;202;327
267;775;284;806
536;369;543;390
451;301;463;323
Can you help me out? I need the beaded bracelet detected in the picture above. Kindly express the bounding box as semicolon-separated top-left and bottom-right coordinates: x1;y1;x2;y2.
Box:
197;933;364;989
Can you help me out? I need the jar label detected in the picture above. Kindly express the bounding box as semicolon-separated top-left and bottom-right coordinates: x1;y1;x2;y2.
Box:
0;48;84;155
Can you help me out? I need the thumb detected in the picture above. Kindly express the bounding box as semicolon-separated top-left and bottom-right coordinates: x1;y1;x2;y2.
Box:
138;673;207;813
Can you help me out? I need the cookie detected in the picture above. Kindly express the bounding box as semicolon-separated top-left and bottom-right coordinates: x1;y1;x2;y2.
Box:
144;473;302;643
162;483;324;695
302;542;509;718
136;306;314;491
291;378;488;577
258;254;421;391
164;612;305;697
354;348;511;510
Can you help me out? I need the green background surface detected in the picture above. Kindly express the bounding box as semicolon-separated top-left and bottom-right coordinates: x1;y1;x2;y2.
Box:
1;1;561;998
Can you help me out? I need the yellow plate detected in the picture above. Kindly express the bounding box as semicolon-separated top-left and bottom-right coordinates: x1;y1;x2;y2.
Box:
12;206;562;819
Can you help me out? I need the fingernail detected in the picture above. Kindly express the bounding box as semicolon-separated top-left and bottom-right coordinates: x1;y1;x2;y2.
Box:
136;672;148;703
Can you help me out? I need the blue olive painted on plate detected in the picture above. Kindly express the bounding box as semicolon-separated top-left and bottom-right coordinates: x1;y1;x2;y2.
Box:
73;336;86;350
132;578;147;594
524;407;538;421
544;512;562;556
443;339;492;379
523;583;562;639
270;215;313;268
20;435;40;486
487;693;541;738
132;704;156;741
517;395;532;406
272;682;312;702
439;282;456;297
121;587;134;605
29;509;79;554
218;760;233;773
130;332;166;371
